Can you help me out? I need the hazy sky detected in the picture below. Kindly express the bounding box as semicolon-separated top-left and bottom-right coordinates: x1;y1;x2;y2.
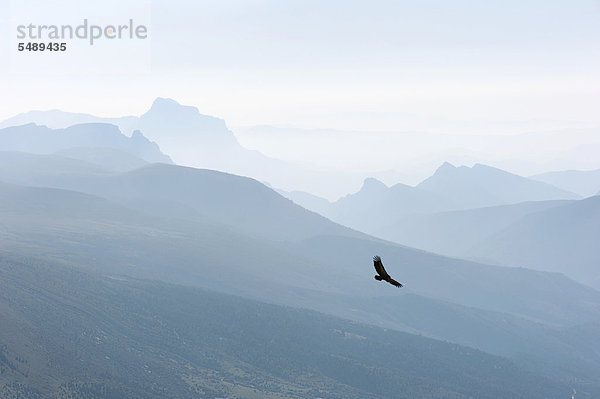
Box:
1;0;599;132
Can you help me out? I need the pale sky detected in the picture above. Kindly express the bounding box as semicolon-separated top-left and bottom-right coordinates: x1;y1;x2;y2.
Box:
1;0;599;133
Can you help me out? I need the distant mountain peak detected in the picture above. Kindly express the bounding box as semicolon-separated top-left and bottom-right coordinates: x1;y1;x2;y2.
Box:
417;161;580;209
153;97;177;105
141;98;229;134
433;162;501;177
472;163;499;172
362;177;388;191
434;161;458;174
145;97;201;118
131;129;146;140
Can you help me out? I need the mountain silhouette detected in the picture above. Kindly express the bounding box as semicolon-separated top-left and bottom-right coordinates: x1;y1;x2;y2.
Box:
531;168;600;198
323;177;454;234
0;123;171;164
417;162;580;209
0;100;392;198
374;199;572;257
467;196;600;289
315;163;579;235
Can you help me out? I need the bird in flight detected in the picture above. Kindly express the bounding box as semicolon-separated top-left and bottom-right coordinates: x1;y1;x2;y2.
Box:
373;255;403;288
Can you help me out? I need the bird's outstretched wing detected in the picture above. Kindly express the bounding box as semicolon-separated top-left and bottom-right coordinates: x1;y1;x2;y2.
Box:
386;277;403;288
373;256;390;279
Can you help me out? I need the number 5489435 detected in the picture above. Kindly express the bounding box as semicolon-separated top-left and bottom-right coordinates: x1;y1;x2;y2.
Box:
18;42;66;51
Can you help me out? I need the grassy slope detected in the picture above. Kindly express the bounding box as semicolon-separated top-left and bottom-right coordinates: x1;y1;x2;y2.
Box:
0;181;599;391
0;255;572;399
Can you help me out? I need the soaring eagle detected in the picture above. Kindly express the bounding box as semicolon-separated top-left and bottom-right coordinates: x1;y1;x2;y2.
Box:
373;256;403;288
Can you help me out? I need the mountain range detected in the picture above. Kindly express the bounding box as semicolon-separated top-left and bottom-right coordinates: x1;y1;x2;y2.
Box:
294;162;580;236
372;196;600;289
1;101;599;396
531;168;600;198
467;195;600;288
417;162;580;207
0;123;171;164
1;159;599;393
0;98;371;198
374;199;571;258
